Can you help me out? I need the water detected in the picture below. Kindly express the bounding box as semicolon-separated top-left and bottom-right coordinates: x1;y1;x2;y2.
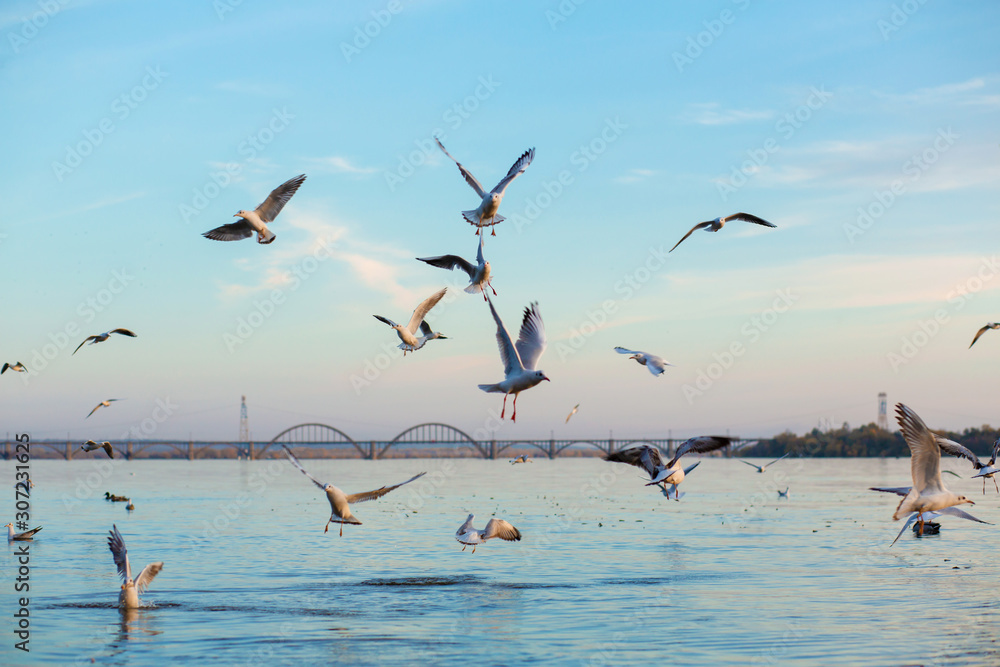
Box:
3;456;1000;665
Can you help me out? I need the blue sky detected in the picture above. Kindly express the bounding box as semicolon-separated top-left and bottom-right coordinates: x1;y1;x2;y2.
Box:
1;1;998;443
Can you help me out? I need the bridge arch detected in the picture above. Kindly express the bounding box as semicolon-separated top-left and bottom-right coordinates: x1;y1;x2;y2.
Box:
261;423;365;458
495;440;550;458
381;423;487;459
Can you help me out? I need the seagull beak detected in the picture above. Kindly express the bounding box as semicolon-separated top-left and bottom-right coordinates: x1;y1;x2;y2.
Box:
233;212;240;217
543;375;551;382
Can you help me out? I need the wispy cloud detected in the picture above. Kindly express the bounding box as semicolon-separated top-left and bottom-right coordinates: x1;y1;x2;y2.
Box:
680;103;774;125
875;76;1000;108
303;156;378;175
614;168;655;184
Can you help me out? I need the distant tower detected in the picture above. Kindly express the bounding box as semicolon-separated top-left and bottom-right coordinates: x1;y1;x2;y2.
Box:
877;392;888;430
239;395;249;441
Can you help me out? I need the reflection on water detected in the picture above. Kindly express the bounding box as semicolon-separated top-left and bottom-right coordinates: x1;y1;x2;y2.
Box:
5;457;1000;665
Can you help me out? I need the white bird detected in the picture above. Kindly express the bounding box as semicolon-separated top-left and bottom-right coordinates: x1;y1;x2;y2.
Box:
778;487;789;499
613;347;672;377
737;452;791;473
930;435;1000;495
509;454;532;464
87;399;123;419
969;322;1000;348
202;174;306;244
870;487;989;545
417;234;496;302
5;523;42;541
455;514;522;553
669;212;776;252
282;445;425;536
73;328;137;355
972;440;1000;494
107;525;163;609
478;298;549;422
374;288;448;356
605;438;731;500
81;440;114;458
565;403;580;424
1;361;26;374
434;137;535;236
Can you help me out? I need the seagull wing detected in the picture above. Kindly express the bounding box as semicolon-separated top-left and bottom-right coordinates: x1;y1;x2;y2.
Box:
86;404;103;419
896;403;945;495
725;212;776;227
110;328;137;338
281;445;328;491
419;321;434;336
936;506;991;524
374;315;401;329
935;436;984;470
763;452;791;468
416;254;476;279
487;296;523;376
134;562;164;594
737;458;762;471
646;355;671;376
255;174;306;223
346;472;426;504
107;525;131;584
969;324;997;348
73;336;98;355
604;445;662;478
490;148;535;196
669;221;712;252
434;137;487;198
682;460;701;475
514;302;546;371
475;233;485;266
870;486;912;496
565;404;579;423
614;347;641;356
456;514;475;537
203;220;254;242
667;436;731;468
891;513;921;546
406;288;447;334
483;518;521;542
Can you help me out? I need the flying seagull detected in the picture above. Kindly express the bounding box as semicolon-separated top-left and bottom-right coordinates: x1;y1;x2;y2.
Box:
73;329;137;355
509;455;532;464
969;323;1000;348
478;298;549;422
417;234;496;301
455;514;522;553
972;440;1000;494
434;137;535;236
565;403;580;423
1;361;26;374
107;524;163;609
669;212;776;252
81;440;114;458
374;288;448;355
202;173;306;244
613;347;672;377
87;399;122;419
605;438;731;500
933;435;1000;494
737;452;791;473
5;523;42;541
870;487;988;545
777;487;789;499
282;445;425;536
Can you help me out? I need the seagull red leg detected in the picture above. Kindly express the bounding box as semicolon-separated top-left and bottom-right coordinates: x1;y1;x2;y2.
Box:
511;393;519;422
500;393;508;419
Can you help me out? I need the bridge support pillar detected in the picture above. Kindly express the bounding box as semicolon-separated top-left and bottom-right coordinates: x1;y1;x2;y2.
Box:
549;438;556;459
490;440;497;460
188;441;194;460
249;442;255;460
65;442;73;460
608;437;614;455
126;441;133;460
4;440;9;460
370;441;378;460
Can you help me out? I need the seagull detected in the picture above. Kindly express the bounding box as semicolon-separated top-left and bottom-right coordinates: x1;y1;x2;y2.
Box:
778;487;789;499
81;440;114;458
669;212;776;252
73;329;137;355
509;455;532;464
565;404;580;423
605;438;731;500
282;445;425;536
107;525;163;609
5;523;42;541
202;173;306;244
969;323;1000;348
1;361;26;374
737;453;791;473
434;137;535;236
417;234;496;302
972;440;1000;494
870;487;989;545
933;435;1000;494
455;514;522;553
613;347;672;377
890;403;975;535
478;298;549;422
126;501;135;511
87;399;122;419
374;288;448;356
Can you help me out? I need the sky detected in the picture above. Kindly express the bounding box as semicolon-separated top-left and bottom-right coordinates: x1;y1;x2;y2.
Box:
1;1;999;444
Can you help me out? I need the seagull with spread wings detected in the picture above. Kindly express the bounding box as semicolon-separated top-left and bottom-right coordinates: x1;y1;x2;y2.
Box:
282;445;425;536
107;524;163;609
737;452;791;473
81;440;114;458
374;288;448;355
417;234;496;301
87;399;122;419
605;438;732;500
933;435;1000;494
870;487;988;545
478;298;549;422
455;514;521;553
202;173;306;244
614;347;672;377
972;440;1000;494
434;137;534;236
73;328;137;355
970;323;1000;348
669;212;776;252
1;361;26;374
509;454;531;464
565;403;580;423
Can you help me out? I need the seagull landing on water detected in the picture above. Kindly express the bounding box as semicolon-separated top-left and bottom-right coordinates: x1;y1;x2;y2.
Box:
5;523;42;541
509;455;532;464
107;525;163;609
417;234;495;301
669;212;776;252
969;323;1000;348
605;438;731;501
434;137;534;237
87;399;123;419
613;347;672;377
202;174;306;244
73;329;136;355
778;487;789;499
81;440;114;458
1;361;26;374
374;288;448;356
282;445;425;536
479;298;549;422
455;514;521;553
870;487;989;545
737;452;791;473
